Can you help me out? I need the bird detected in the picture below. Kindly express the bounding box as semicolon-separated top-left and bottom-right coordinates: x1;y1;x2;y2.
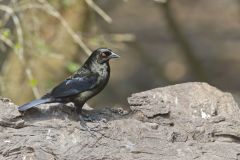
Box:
18;48;120;114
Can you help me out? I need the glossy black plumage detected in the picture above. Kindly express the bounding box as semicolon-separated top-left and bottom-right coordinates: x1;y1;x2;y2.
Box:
18;48;119;113
50;74;98;98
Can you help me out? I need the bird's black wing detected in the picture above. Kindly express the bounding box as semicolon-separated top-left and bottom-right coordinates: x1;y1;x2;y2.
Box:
49;73;98;98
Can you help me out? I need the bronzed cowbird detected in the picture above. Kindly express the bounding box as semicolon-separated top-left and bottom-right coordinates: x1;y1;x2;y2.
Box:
18;48;120;113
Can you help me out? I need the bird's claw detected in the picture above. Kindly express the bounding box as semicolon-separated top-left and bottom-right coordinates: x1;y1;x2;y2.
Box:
78;115;104;136
79;114;95;122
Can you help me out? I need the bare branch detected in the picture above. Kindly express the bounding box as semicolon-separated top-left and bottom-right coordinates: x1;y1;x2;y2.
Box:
0;35;14;47
36;0;92;55
85;0;112;24
15;1;91;55
111;33;136;42
0;4;40;98
154;0;168;3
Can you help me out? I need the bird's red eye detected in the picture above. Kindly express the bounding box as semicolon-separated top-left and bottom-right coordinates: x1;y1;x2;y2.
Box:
101;52;107;58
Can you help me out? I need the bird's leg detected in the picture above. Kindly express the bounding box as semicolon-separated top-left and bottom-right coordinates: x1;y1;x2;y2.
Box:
76;106;83;115
75;102;96;122
74;102;93;127
74;101;86;122
74;101;102;134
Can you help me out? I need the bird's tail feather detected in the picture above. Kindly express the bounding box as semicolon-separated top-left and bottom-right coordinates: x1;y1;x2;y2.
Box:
18;98;52;111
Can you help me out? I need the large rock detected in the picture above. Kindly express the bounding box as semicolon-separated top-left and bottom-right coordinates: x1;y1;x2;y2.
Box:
1;82;240;160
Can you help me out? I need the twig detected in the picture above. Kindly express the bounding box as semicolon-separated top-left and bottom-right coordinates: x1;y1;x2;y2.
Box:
15;1;91;56
110;33;136;42
154;0;168;3
0;34;14;47
85;0;112;24
37;0;92;55
1;11;12;26
0;4;40;98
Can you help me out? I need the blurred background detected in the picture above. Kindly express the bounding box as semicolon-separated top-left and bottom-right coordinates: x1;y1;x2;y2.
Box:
0;0;240;108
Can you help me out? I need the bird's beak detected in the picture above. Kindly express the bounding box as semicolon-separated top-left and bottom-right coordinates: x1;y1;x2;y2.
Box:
109;52;120;59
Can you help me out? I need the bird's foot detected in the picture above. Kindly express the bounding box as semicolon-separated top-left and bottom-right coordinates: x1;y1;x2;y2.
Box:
79;113;98;122
79;115;106;136
78;114;105;136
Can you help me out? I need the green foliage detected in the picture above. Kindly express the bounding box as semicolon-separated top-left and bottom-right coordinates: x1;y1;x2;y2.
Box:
29;79;38;87
14;42;21;50
2;29;11;39
66;62;80;73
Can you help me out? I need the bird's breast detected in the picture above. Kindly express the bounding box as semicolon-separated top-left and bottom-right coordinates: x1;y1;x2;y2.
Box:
76;68;110;102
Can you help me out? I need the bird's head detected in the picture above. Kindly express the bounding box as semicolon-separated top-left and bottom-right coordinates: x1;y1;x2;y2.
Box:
90;48;120;64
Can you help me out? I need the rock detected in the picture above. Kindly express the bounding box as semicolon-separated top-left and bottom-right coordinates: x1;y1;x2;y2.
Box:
0;99;23;128
129;82;240;121
1;82;240;160
128;82;240;159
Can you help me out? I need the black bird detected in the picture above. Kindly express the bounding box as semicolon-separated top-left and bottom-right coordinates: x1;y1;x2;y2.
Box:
18;48;120;113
